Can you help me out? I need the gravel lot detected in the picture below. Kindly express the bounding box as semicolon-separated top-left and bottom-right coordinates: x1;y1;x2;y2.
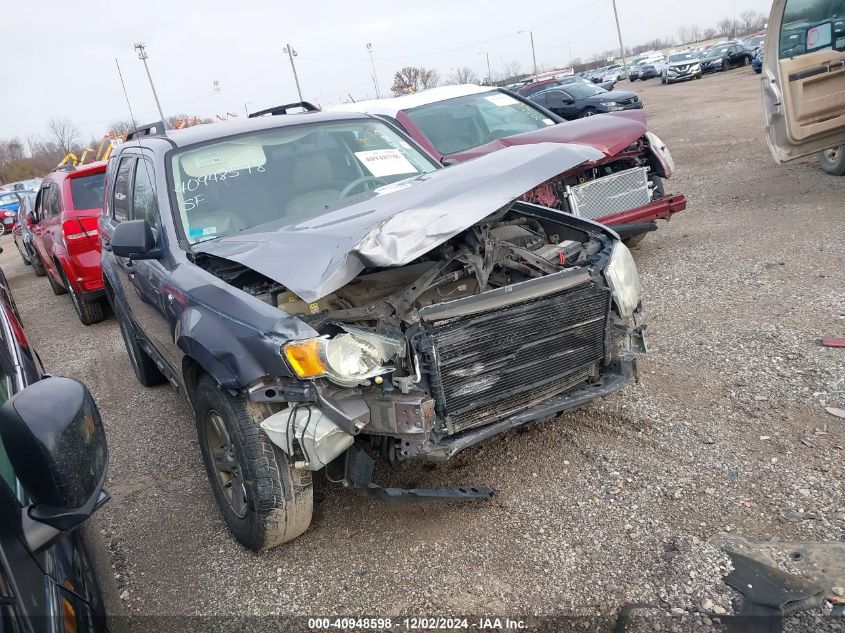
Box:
2;66;843;625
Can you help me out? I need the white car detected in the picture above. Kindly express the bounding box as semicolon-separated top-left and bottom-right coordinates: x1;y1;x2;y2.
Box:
763;0;845;174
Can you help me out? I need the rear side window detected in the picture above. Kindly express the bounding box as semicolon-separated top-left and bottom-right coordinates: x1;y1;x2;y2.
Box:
69;172;105;211
45;185;61;218
113;157;134;221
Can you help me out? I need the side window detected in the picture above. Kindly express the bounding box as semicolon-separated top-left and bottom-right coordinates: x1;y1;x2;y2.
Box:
33;187;46;220
131;159;159;238
780;0;845;58
112;156;134;222
50;184;62;217
546;90;566;103
42;186;58;218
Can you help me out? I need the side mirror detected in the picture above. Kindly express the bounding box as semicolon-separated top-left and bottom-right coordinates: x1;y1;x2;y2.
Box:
110;219;158;260
441;157;459;166
25;210;37;225
562;98;575;105
0;377;109;552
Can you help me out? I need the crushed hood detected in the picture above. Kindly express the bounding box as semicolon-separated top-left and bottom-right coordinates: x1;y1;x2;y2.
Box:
446;110;647;162
194;142;603;303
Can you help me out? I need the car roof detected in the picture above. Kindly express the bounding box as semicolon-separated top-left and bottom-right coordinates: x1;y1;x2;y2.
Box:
45;160;107;182
326;84;495;117
132;111;376;149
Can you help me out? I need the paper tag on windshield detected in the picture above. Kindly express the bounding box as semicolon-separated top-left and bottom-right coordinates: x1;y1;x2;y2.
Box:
484;93;518;107
354;149;417;177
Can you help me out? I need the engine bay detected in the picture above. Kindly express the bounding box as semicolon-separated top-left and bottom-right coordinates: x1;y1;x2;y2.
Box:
194;206;607;326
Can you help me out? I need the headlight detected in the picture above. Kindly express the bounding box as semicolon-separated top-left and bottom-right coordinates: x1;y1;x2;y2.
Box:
3;211;14;217
646;130;675;175
604;242;640;318
284;328;404;387
599;101;620;107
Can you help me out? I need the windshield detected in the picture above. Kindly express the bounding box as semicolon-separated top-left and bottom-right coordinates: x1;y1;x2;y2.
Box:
69;172;105;210
669;52;698;62
405;91;555;156
562;83;606;98
169;119;438;244
706;46;730;57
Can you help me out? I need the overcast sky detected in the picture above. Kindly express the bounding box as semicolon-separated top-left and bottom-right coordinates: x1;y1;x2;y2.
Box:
3;0;773;142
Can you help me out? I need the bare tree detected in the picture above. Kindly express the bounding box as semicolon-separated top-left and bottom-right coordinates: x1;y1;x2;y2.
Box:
390;66;439;95
107;120;134;138
740;10;766;33
446;66;480;85
47;118;79;156
677;25;692;44
703;27;717;40
501;60;522;80
716;18;734;36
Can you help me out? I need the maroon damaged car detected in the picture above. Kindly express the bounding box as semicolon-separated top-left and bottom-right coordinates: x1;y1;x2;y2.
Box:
329;84;686;245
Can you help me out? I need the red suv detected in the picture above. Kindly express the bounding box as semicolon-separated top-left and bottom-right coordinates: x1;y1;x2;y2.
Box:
30;162;108;324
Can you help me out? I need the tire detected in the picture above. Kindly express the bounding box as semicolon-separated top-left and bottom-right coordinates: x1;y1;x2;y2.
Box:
696;72;702;79
661;75;667;85
15;242;31;266
579;108;598;118
819;146;845;176
47;264;67;296
623;233;648;248
61;268;105;325
742;56;749;66
114;298;166;387
194;374;313;550
31;253;46;277
722;61;728;72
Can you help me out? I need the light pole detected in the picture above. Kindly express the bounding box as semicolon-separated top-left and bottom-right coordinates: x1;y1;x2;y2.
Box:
732;2;737;38
610;0;629;72
568;40;573;63
283;43;303;102
366;43;381;98
133;43;167;127
478;52;492;84
517;30;538;77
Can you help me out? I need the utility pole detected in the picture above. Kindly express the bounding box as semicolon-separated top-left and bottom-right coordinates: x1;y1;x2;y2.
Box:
478;52;492;84
283;43;303;102
243;102;250;116
518;30;538;76
133;43;167;127
569;40;573;63
611;0;628;71
732;2;737;38
366;43;381;98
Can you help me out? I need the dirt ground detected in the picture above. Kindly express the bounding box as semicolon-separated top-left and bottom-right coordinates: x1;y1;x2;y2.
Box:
2;66;843;624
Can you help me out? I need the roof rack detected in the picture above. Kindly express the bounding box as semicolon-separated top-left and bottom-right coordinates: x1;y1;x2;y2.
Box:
126;121;167;140
248;102;320;118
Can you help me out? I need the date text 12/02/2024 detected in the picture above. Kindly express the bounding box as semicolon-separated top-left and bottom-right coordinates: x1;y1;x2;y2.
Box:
307;618;527;630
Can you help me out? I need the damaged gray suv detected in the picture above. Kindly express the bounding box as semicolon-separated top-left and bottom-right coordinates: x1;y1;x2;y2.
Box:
100;111;646;549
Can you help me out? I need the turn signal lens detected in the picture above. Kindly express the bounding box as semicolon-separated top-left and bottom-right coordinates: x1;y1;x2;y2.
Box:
284;339;326;378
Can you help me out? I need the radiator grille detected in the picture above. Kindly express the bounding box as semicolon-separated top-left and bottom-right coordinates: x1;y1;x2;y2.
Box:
567;166;651;220
424;284;609;435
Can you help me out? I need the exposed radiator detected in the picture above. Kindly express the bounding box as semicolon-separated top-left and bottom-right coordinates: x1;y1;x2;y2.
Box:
566;166;651;220
422;283;609;435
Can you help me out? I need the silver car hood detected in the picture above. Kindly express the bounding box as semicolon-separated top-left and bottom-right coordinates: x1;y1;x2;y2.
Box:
193;142;604;303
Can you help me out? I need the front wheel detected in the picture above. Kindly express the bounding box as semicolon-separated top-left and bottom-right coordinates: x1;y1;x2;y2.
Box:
31;253;46;277
579;108;598;118
742;56;749;66
194;375;314;550
15;241;31;266
696;72;702;79
819;146;845;176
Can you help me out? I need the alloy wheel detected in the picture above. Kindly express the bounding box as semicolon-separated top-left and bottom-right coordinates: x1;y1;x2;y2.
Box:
206;410;248;519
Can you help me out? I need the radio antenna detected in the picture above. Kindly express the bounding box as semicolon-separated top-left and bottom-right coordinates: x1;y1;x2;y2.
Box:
115;57;138;131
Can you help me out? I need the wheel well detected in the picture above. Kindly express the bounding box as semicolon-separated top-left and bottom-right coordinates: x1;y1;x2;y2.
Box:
182;356;206;406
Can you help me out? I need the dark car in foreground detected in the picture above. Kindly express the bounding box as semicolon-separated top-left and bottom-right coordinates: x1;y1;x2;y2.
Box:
661;51;703;84
0;261;120;632
529;83;642;120
330;85;686;242
101;114;646;550
701;43;753;72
